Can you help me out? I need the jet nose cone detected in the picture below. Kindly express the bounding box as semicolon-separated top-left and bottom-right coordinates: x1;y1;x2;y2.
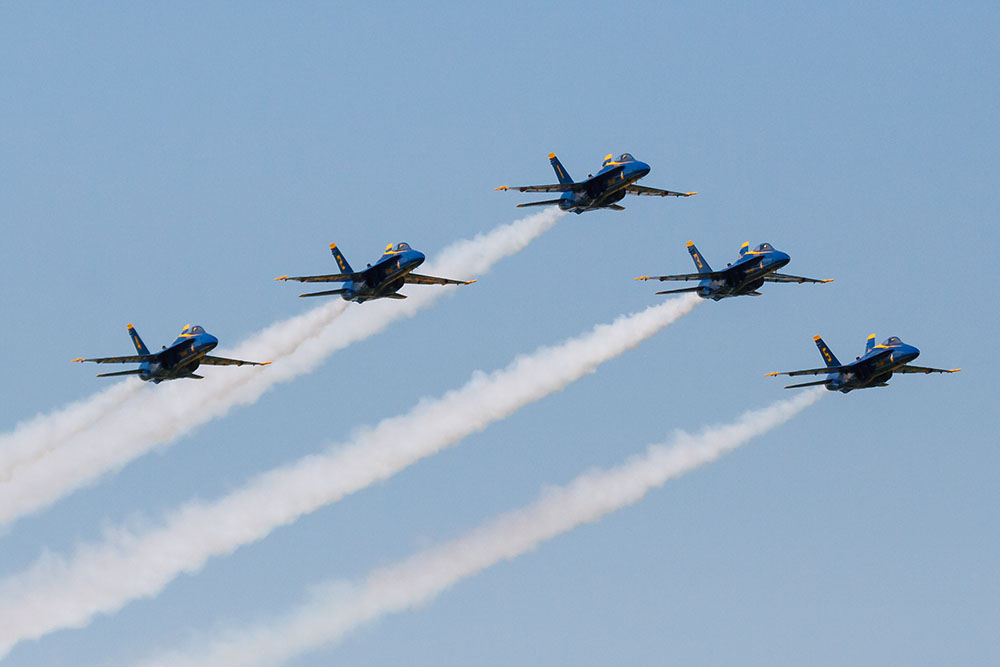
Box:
901;344;920;362
204;334;219;349
775;251;791;267
411;250;426;267
636;162;651;178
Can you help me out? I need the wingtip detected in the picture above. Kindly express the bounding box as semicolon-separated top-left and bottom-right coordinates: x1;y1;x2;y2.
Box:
685;241;694;247
764;372;779;377
635;276;650;281
261;361;272;366
813;335;822;341
547;152;556;159
127;323;134;330
71;357;84;363
685;192;697;196
329;242;337;249
466;279;477;285
821;279;835;283
950;368;961;373
494;185;509;191
274;275;288;281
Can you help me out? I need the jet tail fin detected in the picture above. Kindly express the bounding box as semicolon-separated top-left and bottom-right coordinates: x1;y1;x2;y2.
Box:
548;153;573;185
865;333;876;354
814;335;842;367
686;241;713;274
330;243;354;274
127;324;150;355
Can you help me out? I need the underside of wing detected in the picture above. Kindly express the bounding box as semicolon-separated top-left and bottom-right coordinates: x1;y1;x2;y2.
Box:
516;199;565;208
72;354;157;365
762;272;834;284
404;273;476;286
895;364;961;374
275;272;362;283
199;355;271;367
766;365;850;377
496;183;581;193
654;286;701;295
635;272;716;282
625;185;697;197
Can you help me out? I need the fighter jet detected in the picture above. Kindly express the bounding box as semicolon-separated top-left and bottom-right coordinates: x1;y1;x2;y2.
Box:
636;241;832;301
73;324;270;383
495;152;695;214
766;334;960;392
276;242;475;302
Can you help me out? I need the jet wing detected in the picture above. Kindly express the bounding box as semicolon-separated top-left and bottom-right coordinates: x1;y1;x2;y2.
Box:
625;185;697;198
635;272;720;282
762;273;834;284
403;273;477;286
72;354;158;365
765;365;852;378
275;272;364;283
199;356;271;367
895;365;961;374
495;183;583;193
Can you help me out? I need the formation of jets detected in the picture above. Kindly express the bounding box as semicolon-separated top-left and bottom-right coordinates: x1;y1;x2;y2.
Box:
74;150;958;391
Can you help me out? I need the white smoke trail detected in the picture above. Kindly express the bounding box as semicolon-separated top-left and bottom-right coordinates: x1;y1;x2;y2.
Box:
0;293;700;658
136;388;824;667
0;381;143;482
0;208;562;527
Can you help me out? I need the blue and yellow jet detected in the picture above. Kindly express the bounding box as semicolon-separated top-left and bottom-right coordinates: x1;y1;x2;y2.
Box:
276;242;475;302
495;153;696;214
636;241;832;301
766;334;960;392
72;324;270;383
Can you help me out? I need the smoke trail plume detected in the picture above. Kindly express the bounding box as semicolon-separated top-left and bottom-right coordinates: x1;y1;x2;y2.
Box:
0;381;142;482
136;388;823;667
0;208;561;527
0;293;700;658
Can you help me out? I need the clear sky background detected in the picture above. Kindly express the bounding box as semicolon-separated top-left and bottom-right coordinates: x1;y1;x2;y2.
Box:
1;2;998;665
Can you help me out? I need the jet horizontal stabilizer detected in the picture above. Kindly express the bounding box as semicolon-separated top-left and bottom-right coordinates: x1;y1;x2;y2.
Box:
95;369;146;378
515;199;565;208
783;379;831;389
299;288;350;298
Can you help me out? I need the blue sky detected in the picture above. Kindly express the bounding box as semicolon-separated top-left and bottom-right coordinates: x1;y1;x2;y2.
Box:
1;3;997;665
